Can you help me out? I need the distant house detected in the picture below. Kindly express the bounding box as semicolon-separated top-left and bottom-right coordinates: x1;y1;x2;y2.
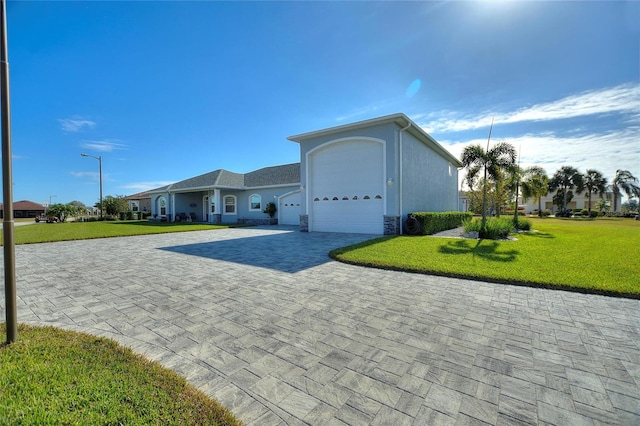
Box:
143;113;461;234
0;200;45;219
522;191;621;214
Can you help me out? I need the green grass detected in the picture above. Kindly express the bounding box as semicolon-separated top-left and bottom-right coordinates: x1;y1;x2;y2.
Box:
0;323;241;425
330;217;640;298
2;221;242;245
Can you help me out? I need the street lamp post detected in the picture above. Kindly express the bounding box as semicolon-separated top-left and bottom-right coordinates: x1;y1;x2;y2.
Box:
81;153;103;219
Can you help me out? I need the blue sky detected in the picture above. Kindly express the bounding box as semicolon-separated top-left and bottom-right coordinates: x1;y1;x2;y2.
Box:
4;0;639;207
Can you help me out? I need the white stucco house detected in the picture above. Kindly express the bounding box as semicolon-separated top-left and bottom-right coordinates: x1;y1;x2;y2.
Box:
146;113;461;234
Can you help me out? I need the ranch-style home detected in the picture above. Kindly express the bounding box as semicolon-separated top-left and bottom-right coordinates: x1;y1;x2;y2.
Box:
147;113;461;234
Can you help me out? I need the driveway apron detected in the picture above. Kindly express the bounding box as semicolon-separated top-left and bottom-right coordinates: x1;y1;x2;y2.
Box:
4;227;640;425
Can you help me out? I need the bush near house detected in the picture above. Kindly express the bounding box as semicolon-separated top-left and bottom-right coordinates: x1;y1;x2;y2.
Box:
409;211;472;235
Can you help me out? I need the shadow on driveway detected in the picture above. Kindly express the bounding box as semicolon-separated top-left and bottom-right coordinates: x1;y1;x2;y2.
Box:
158;228;377;273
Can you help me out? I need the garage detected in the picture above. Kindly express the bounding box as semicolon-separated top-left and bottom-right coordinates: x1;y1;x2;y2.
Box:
278;190;301;225
308;139;384;234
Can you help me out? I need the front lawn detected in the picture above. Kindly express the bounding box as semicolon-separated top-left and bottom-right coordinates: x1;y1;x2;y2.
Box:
2;221;242;245
330;217;640;298
0;324;240;425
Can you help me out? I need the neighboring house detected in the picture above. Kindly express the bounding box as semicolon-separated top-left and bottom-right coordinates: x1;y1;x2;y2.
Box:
125;191;152;214
145;113;461;234
147;163;301;225
0;200;45;219
522;191;621;214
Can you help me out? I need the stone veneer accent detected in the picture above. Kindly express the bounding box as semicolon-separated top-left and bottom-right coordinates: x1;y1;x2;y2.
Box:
238;218;278;225
211;214;222;224
300;214;309;232
384;215;400;235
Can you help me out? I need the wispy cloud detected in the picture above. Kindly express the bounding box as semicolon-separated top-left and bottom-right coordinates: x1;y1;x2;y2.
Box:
417;83;640;133
442;127;640;184
59;118;96;133
80;140;127;152
119;181;175;193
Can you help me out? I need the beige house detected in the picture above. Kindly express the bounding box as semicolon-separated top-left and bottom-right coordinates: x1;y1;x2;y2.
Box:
522;191;621;214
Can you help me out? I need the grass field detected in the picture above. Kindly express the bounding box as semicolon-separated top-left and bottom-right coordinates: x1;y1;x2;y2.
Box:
2;220;240;245
330;217;640;298
0;324;240;425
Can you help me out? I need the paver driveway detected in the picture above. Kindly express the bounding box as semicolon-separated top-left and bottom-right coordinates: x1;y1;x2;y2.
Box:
5;226;640;425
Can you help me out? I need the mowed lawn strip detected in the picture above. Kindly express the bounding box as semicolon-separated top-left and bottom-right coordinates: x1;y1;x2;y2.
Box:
0;324;241;425
2;221;242;245
330;218;640;297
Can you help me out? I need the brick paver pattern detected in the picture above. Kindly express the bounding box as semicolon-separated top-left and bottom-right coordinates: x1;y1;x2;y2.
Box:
4;227;639;425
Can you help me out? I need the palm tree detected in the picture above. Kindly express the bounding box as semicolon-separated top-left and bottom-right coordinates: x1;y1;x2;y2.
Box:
461;142;517;232
583;169;607;214
611;169;640;212
520;166;548;217
548;166;585;213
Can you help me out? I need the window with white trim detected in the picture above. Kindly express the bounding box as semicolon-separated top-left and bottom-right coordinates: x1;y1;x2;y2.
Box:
224;195;236;214
159;197;167;216
249;194;261;211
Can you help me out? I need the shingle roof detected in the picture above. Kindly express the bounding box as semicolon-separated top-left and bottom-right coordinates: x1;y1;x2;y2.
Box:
0;200;45;210
147;163;300;193
245;163;300;187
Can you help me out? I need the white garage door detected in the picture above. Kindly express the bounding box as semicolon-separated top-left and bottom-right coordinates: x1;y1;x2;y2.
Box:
309;139;384;234
279;191;300;225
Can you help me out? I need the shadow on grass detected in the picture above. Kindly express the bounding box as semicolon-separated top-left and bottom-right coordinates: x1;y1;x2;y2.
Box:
438;239;519;262
520;231;555;239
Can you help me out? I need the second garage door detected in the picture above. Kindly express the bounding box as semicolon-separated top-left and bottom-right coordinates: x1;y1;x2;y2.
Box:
308;139;384;234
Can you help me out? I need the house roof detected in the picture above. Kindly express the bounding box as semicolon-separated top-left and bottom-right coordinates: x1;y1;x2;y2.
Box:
287;112;462;167
147;163;300;194
0;200;45;211
125;191;152;200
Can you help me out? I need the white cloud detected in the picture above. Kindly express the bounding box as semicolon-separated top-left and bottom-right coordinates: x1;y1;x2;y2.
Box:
119;181;175;193
80;140;126;152
417;83;640;133
59;118;95;133
442;127;640;186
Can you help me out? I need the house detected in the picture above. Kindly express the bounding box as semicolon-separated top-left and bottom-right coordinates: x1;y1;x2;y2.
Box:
522;191;622;214
147;163;301;225
0;200;45;219
146;113;461;234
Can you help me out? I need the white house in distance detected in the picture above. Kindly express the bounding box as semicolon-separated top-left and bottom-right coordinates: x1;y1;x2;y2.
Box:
521;191;622;214
147;113;461;234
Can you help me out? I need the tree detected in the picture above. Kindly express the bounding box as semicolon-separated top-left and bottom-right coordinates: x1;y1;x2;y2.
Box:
461;142;517;232
621;199;639;213
611;170;640;212
520;166;548;217
46;203;82;222
548;166;585;213
583;169;607;214
102;195;129;216
596;198;610;215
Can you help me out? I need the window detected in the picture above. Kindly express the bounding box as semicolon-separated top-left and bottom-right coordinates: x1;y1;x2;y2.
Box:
131;200;139;212
159;197;166;215
210;197;215;213
224;196;236;214
249;194;261;211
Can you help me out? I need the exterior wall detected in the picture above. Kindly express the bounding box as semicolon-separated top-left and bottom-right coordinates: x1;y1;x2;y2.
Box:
400;131;459;219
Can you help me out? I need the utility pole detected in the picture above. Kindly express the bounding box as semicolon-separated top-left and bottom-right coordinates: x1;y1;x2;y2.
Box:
1;0;17;343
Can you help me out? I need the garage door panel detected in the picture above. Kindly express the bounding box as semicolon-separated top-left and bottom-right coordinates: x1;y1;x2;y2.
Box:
309;139;384;234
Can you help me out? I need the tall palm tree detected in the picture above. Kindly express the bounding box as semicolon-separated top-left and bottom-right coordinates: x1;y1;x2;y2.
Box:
583;169;607;214
548;166;585;213
611;169;640;212
461;142;517;232
520;166;548;217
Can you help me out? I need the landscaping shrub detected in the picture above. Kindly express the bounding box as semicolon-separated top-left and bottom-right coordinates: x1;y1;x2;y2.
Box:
461;217;515;239
542;210;552;217
409;211;472;235
581;209;589;216
514;218;532;231
589;210;599;218
482;217;514;239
